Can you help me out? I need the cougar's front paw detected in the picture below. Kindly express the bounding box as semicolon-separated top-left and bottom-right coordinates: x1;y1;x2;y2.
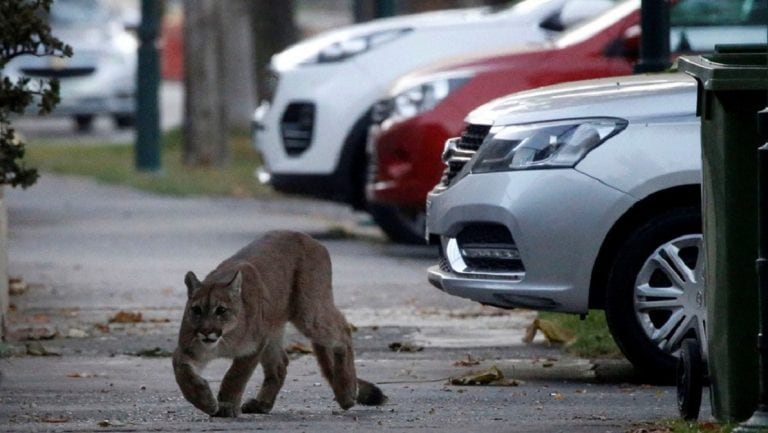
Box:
213;401;239;418
241;398;273;414
336;397;356;411
196;398;218;416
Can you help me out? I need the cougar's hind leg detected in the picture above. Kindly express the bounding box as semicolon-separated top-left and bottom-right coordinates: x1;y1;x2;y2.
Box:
298;310;358;410
215;352;260;417
242;336;289;414
292;241;358;409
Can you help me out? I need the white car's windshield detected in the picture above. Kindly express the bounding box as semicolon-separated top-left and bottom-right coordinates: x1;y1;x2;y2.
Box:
50;0;110;26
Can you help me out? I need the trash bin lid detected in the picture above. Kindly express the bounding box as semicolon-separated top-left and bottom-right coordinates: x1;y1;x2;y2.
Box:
678;44;768;91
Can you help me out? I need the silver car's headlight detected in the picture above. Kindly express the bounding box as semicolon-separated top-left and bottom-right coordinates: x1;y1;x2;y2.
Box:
316;28;412;63
470;118;628;173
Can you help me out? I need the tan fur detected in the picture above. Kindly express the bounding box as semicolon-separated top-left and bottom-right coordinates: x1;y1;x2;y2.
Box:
172;230;386;417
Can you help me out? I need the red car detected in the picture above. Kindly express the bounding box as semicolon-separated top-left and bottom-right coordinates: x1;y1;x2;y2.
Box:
365;0;761;243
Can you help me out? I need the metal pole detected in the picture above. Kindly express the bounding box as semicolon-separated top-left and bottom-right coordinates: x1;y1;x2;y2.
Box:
634;0;670;73
135;0;161;172
374;0;396;18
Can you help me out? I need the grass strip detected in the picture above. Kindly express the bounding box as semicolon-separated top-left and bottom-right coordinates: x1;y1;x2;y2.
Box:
24;129;273;198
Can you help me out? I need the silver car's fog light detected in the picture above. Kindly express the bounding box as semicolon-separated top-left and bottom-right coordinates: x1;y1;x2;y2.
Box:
444;223;525;279
460;245;520;260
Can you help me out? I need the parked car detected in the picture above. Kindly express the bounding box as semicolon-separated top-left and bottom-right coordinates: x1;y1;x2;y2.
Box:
252;0;614;210
367;0;767;243
4;0;138;131
425;72;703;375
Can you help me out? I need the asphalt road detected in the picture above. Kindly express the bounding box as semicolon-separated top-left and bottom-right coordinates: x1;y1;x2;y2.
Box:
0;172;701;432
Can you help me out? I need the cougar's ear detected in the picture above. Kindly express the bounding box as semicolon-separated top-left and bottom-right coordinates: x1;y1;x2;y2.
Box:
184;271;202;298
228;270;243;296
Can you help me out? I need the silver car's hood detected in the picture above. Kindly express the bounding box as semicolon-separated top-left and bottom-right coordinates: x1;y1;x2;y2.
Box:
467;73;698;126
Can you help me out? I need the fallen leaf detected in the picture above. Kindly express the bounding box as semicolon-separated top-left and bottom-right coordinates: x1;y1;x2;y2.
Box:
8;326;57;340
97;419;125;427
285;342;313;354
67;372;103;378
388;342;423;353
550;392;564;401
67;328;88;339
453;353;481;367
108;311;143;324
448;366;520;386
8;277;28;295
133;347;172;357
522;318;575;345
26;342;60;357
31;314;50;324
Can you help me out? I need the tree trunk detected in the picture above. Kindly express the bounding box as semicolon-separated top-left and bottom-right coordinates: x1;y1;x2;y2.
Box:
182;0;228;166
220;0;255;131
250;0;298;101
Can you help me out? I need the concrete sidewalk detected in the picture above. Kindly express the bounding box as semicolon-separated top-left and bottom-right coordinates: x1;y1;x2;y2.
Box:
0;175;691;432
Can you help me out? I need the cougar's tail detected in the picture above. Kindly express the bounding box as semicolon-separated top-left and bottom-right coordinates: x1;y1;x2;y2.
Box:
356;379;387;406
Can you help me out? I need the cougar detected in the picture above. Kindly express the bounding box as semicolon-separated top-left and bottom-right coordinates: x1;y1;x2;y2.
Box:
172;230;386;417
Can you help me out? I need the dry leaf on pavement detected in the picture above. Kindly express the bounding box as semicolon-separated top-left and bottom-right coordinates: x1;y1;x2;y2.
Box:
108;311;143;323
8;277;28;295
388;342;424;353
134;347;173;357
25;342;60;357
522;318;575;344
97;419;125;427
448;366;520;386
453;353;481;367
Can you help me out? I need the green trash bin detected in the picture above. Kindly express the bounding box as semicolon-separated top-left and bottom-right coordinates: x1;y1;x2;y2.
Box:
679;45;768;422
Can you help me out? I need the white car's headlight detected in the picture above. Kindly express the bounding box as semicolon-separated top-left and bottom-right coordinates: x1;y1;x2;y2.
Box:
470;118;628;173
316;28;412;63
379;74;473;122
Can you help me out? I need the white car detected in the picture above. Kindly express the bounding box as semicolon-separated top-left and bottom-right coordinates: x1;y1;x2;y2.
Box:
426;73;703;375
4;0;137;132
252;0;613;209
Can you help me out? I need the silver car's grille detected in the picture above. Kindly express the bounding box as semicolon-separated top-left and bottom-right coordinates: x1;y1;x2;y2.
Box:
439;123;491;187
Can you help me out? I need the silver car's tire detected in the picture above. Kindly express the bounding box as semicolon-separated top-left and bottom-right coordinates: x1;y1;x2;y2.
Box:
605;207;704;377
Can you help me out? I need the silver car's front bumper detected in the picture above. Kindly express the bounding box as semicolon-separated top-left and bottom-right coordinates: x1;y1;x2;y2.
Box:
426;168;635;313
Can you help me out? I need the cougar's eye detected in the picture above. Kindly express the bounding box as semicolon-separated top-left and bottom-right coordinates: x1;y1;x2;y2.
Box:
190;306;203;316
214;306;228;316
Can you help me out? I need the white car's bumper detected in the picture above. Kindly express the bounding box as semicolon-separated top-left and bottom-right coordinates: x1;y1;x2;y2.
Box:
254;61;378;176
426;168;635;313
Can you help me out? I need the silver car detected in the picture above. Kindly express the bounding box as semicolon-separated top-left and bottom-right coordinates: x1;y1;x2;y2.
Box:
5;0;137;131
426;73;703;375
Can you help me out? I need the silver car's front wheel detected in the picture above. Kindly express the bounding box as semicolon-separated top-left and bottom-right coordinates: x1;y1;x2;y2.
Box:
605;207;703;377
634;234;706;360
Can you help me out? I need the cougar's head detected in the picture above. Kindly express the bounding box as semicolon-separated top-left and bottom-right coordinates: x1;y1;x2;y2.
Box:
183;270;243;349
